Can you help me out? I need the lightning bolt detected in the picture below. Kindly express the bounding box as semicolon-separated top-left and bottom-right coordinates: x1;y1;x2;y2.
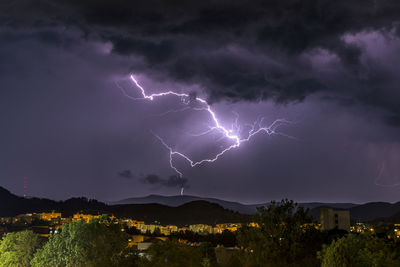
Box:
121;75;292;194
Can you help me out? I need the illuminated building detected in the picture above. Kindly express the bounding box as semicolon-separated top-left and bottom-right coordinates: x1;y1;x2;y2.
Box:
249;222;259;228
213;223;239;234
394;224;400;238
188;224;215;234
72;213;99;223
178;227;189;232
350;222;369;233
40;211;61;221
128;235;145;246
1;211;244;239
12;214;34;224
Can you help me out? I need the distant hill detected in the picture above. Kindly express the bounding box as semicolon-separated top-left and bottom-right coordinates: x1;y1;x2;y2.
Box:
0;187;249;226
0;186;108;218
375;210;400;223
2;186;400;224
111;194;260;214
111;195;358;215
349;202;400;222
309;202;400;222
110;201;249;226
299;202;358;210
112;194;400;223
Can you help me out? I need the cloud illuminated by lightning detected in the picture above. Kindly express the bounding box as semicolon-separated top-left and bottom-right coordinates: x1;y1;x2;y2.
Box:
119;75;292;193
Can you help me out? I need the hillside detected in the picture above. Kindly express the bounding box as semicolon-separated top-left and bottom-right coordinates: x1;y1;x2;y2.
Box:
110;201;249;226
349;202;400;221
0;187;249;226
111;194;259;214
309;202;400;222
2;186;400;224
112;195;358;215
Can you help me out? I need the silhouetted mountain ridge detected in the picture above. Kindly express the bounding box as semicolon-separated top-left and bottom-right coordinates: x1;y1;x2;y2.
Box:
0;187;248;226
2;186;400;224
112;194;400;222
112;194;358;215
111;194;259;214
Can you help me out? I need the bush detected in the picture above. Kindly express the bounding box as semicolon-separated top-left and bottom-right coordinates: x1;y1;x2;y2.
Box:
31;215;129;267
318;234;400;267
0;230;43;267
237;199;321;267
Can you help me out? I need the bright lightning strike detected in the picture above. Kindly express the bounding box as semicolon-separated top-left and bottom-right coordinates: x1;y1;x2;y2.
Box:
121;75;292;194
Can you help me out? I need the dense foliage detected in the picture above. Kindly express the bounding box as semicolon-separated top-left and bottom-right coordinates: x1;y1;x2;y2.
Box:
0;230;43;267
318;234;400;267
170;229;237;247
237;199;322;267
138;239;206;267
31;215;128;267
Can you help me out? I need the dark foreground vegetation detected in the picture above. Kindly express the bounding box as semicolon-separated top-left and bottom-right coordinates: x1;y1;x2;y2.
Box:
1;200;400;267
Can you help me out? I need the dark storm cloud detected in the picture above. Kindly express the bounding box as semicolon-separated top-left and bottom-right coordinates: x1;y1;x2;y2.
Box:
118;170;134;179
109;36;174;63
385;115;400;127
1;0;400;204
0;29;78;49
118;169;189;188
142;174;188;188
3;0;399;125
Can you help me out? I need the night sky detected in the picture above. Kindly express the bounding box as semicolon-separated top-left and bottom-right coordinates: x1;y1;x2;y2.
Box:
1;0;400;203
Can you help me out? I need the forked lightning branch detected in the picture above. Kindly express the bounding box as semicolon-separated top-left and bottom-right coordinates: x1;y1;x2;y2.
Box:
119;75;291;190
